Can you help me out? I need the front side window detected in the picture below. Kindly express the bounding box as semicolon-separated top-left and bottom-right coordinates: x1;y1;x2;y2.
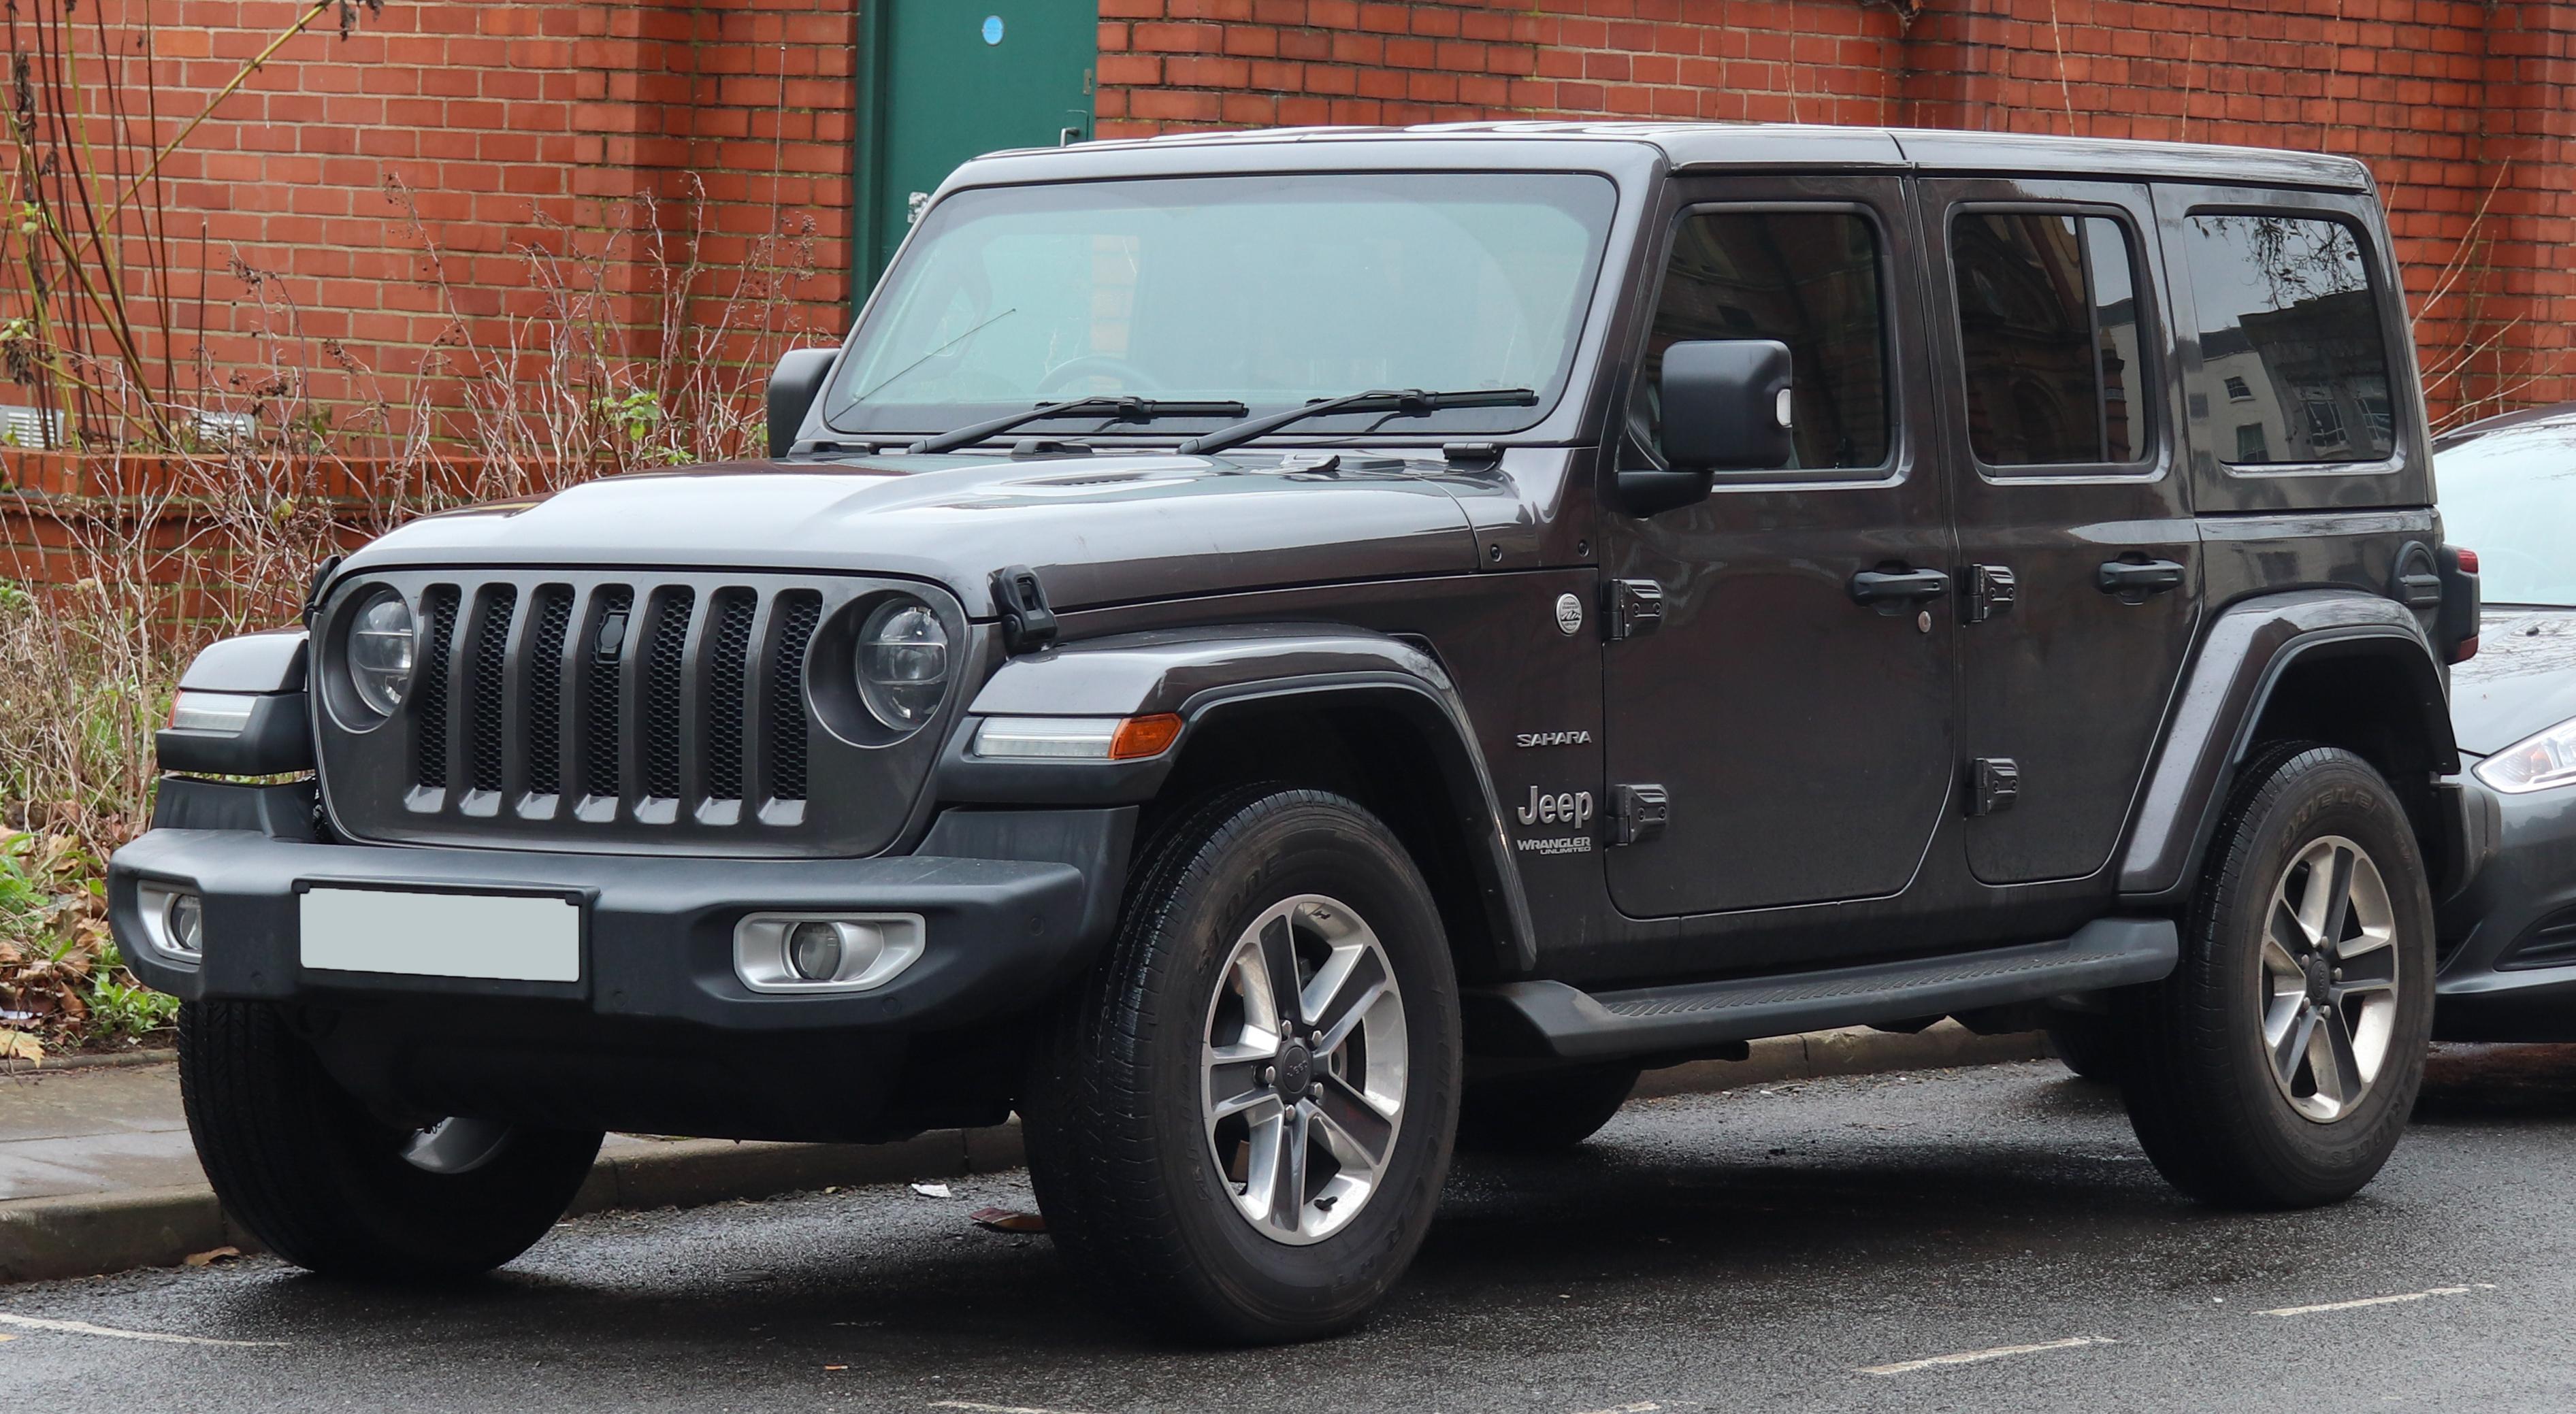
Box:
1628;210;1889;472
1950;212;2150;467
2181;213;2398;466
825;172;1617;440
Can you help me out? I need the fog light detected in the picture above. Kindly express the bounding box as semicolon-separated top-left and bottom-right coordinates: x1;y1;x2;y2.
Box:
732;913;926;993
788;921;843;981
166;892;205;955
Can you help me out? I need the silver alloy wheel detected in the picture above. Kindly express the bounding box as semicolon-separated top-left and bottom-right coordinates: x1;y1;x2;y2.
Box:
1199;893;1408;1246
399;1117;512;1175
2260;835;2401;1123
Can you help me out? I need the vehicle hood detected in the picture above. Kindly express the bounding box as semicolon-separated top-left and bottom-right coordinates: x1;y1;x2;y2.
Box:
336;452;1487;616
2451;607;2576;755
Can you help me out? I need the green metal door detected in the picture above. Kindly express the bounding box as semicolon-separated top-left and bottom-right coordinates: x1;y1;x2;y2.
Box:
853;1;1097;291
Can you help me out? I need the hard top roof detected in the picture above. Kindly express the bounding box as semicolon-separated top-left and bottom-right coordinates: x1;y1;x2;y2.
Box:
967;121;2372;193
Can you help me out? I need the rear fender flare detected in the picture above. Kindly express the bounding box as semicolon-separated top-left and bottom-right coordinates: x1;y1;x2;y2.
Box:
2119;590;2458;900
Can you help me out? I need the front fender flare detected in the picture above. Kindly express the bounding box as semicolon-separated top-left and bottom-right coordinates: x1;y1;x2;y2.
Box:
2119;589;2457;900
937;624;1538;972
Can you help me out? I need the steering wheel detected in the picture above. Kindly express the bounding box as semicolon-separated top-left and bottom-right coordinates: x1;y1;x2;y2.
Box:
1035;355;1164;397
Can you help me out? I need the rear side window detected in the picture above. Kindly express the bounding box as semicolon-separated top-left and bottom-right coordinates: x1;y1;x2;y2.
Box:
2179;213;2396;465
1632;210;1889;472
1950;212;2149;467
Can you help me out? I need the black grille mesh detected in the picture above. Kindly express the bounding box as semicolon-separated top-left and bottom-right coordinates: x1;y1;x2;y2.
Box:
705;592;755;802
468;585;517;792
642;589;696;800
2505;908;2576;970
524;587;573;796
583;587;632;799
769;593;820;802
414;587;459;789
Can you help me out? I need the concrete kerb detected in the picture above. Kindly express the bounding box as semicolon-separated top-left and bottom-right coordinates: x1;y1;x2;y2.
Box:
0;1021;2044;1285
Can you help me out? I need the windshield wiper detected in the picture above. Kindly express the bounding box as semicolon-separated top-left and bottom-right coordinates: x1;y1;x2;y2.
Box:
907;396;1248;455
1173;387;1539;457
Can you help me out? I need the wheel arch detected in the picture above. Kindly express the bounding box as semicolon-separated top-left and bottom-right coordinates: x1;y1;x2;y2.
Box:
939;625;1538;980
2120;590;2462;905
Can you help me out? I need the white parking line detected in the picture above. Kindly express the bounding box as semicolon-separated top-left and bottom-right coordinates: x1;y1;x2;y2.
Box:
1570;1402;1662;1413
0;1313;285;1348
2262;1283;2496;1317
1860;1334;2113;1376
928;1402;1103;1414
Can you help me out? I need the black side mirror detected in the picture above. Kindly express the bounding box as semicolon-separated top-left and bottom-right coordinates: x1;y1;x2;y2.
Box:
1614;338;1795;515
1665;338;1794;470
766;348;841;459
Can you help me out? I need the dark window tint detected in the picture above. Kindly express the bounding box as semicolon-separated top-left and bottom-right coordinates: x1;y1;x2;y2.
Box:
1951;212;2148;466
1631;211;1888;472
2181;214;2396;465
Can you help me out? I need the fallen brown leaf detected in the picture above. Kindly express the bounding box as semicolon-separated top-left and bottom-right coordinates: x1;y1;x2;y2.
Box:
184;1246;241;1267
968;1206;1045;1234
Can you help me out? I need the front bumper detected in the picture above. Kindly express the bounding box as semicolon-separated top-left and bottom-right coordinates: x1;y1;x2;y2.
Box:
110;787;1132;1036
2434;772;2576;1041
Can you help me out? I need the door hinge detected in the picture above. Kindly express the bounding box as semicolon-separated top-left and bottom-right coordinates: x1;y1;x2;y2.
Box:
991;565;1058;656
1962;563;2017;623
1604;578;1665;641
1609;783;1669;846
1967;757;2020;817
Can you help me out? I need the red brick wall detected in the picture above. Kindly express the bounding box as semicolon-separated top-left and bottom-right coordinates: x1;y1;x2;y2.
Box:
59;0;857;419
1098;0;2576;423
17;0;2574;435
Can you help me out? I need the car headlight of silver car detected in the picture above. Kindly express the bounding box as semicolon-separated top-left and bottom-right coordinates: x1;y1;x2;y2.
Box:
345;588;419;717
2474;717;2576;794
855;595;949;731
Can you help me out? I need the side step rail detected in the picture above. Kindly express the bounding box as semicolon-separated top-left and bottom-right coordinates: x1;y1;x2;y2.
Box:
1465;918;2178;1060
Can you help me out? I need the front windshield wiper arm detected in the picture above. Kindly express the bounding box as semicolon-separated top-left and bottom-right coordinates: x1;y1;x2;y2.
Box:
1174;387;1539;457
907;396;1247;456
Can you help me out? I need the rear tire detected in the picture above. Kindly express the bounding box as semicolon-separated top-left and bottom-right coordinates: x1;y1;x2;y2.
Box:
1456;1065;1640;1152
2047;1017;2123;1083
1024;785;1461;1343
2117;744;2434;1209
178;1000;602;1279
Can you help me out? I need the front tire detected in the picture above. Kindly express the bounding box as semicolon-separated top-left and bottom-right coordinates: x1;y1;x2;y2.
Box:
178;1000;603;1279
2117;744;2434;1208
1024;786;1462;1343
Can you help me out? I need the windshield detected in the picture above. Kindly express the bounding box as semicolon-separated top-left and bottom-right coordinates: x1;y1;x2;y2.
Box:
824;171;1618;441
2436;418;2576;606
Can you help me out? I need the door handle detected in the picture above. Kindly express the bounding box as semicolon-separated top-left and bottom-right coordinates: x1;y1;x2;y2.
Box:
1849;567;1951;605
2097;559;2186;602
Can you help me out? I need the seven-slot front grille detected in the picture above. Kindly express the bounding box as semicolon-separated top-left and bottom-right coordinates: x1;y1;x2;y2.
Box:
402;579;815;812
319;570;960;858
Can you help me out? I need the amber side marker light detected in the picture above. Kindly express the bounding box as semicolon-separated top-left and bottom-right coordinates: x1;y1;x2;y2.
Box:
1109;713;1184;760
973;713;1184;761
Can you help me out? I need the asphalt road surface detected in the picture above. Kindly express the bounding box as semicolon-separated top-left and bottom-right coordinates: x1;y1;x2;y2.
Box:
5;1049;2575;1412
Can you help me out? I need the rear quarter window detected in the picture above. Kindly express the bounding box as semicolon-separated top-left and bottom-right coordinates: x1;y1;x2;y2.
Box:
2180;213;2398;467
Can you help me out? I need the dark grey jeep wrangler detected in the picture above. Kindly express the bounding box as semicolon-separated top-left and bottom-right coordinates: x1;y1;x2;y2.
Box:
114;123;2483;1343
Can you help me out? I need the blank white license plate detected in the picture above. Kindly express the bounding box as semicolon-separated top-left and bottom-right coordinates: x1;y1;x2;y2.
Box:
299;887;582;983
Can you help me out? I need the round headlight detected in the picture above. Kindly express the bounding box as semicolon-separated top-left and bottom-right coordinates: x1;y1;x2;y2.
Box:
856;597;949;731
346;589;418;717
